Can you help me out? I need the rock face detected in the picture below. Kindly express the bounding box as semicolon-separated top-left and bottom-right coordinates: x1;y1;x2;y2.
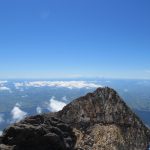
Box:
0;87;150;150
58;87;150;149
0;115;76;150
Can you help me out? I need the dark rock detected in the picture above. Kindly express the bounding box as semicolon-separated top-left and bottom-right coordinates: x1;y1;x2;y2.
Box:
0;136;2;144
1;115;76;150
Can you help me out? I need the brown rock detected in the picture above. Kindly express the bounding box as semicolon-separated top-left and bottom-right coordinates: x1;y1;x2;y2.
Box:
58;87;150;149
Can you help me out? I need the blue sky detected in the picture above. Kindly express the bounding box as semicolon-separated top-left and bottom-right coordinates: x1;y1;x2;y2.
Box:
0;0;150;79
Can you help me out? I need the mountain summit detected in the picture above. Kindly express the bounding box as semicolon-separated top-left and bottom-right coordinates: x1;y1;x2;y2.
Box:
0;87;150;150
59;87;150;149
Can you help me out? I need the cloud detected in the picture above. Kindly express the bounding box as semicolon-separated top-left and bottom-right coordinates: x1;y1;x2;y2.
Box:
14;82;24;89
0;114;4;124
46;96;66;112
15;103;21;107
0;81;7;85
14;81;102;89
0;81;10;92
0;86;10;91
0;80;11;92
62;96;68;102
36;106;42;114
11;104;27;123
0;131;2;136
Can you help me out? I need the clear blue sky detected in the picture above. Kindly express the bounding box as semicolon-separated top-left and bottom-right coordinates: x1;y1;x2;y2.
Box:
0;0;150;79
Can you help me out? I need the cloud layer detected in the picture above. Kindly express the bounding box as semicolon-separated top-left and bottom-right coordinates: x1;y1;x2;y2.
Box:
14;81;102;89
46;97;66;112
11;104;27;123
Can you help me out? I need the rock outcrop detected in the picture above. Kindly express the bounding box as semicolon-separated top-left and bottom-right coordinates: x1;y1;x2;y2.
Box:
58;87;150;149
0;115;76;150
0;87;150;150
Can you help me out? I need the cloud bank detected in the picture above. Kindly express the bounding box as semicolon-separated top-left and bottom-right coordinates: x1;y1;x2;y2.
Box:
46;97;66;112
11;104;27;123
14;81;102;89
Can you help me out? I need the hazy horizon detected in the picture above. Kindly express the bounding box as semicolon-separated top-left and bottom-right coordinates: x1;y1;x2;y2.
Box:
1;77;150;80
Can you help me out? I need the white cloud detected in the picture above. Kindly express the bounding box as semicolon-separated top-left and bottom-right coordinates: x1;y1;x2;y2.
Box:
15;102;21;107
0;114;4;124
14;82;24;89
14;81;102;89
36;106;42;114
62;96;68;102
0;81;7;85
0;80;11;93
46;96;66;112
0;81;10;92
11;104;27;123
0;86;10;91
0;131;3;136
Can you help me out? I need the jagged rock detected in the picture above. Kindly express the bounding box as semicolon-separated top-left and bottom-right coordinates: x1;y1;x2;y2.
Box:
58;87;150;149
0;87;150;150
1;115;76;150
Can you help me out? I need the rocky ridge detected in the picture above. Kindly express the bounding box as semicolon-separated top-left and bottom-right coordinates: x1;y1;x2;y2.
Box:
0;87;150;150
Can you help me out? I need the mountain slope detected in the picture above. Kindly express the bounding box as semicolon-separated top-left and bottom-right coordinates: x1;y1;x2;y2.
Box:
0;87;150;150
58;87;150;149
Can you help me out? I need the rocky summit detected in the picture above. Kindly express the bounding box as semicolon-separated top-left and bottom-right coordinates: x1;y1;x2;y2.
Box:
0;87;150;150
